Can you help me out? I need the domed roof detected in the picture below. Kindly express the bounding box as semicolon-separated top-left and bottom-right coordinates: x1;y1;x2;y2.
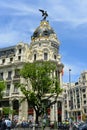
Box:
31;21;56;39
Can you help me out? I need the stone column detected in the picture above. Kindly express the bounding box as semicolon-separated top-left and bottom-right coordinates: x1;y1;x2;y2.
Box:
54;102;58;122
9;100;13;120
62;101;65;121
19;99;28;122
50;105;54;124
50;101;58;127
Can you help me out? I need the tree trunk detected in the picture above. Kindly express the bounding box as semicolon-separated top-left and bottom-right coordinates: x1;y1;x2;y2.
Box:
35;111;39;124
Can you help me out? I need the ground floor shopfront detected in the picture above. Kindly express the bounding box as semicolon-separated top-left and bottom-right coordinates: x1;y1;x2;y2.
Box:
0;97;65;124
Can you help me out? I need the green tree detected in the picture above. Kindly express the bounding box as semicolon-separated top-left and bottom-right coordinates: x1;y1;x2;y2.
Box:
19;61;63;124
0;81;6;99
3;107;16;115
0;81;6;116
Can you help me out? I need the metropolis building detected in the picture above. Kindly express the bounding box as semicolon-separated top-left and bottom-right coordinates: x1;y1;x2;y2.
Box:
0;15;64;123
0;11;87;123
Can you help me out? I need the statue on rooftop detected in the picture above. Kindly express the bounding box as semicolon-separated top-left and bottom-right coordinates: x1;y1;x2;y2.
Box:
39;9;48;21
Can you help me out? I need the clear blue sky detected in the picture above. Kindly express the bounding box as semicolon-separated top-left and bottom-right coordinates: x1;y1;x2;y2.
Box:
0;0;87;83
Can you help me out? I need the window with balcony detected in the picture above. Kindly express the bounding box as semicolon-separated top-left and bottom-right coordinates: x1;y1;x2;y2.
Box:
7;71;12;80
14;69;20;78
6;84;10;96
13;83;19;93
14;86;18;93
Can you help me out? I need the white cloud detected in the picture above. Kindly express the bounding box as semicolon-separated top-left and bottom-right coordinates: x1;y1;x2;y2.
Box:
0;1;38;16
0;31;20;46
46;0;87;27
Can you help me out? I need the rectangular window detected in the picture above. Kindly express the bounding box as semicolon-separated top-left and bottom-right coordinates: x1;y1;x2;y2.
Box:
54;55;56;59
44;53;48;60
14;69;20;78
7;84;10;91
14;86;18;93
6;84;10;96
18;56;21;61
83;94;86;98
7;71;12;80
10;57;13;62
84;108;86;113
82;88;86;93
0;72;3;80
14;83;19;93
77;104;80;108
84;100;86;104
55;70;58;77
2;59;5;64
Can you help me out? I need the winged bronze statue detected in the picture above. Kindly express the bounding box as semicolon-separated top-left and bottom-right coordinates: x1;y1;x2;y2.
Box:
39;9;48;20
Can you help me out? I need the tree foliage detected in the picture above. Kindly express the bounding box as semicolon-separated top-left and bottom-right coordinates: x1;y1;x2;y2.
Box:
19;61;63;123
3;107;16;115
0;81;6;99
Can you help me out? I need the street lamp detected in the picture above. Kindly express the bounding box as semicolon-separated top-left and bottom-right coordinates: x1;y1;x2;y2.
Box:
69;69;73;119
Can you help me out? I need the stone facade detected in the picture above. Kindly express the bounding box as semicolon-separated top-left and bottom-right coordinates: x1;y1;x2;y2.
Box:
63;71;87;121
0;20;64;123
1;18;87;123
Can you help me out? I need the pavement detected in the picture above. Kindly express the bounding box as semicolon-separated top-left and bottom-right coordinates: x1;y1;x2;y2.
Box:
12;127;73;130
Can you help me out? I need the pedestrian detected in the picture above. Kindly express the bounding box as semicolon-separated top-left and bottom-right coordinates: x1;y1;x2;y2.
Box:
5;118;12;130
1;118;7;130
0;117;2;128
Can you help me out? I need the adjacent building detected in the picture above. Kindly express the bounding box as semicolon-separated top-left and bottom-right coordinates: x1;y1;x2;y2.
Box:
63;71;87;121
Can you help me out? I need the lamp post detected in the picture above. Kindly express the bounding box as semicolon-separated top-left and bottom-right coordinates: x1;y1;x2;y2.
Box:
69;69;71;88
69;69;73;120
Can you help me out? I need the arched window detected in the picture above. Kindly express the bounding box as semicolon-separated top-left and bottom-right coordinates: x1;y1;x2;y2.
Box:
44;53;48;60
34;54;36;61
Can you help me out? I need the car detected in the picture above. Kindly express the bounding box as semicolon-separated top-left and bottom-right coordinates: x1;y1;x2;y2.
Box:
79;123;87;130
72;122;85;130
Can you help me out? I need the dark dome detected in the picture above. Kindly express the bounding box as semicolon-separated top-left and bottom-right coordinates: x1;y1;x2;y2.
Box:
31;21;56;39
